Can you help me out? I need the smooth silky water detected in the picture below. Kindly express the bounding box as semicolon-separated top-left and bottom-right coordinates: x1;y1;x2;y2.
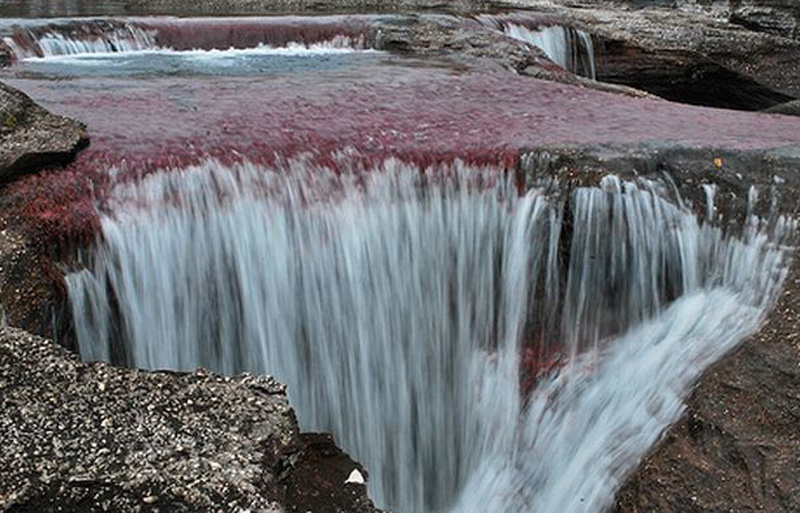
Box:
66;158;795;513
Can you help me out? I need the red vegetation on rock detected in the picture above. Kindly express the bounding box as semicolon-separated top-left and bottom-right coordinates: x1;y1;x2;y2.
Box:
1;160;106;256
5;61;800;256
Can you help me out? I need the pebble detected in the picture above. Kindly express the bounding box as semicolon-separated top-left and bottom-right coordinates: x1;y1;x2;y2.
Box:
345;469;365;485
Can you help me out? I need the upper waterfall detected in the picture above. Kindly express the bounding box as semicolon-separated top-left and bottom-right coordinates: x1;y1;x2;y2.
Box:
476;15;597;79
505;24;597;79
66;158;794;513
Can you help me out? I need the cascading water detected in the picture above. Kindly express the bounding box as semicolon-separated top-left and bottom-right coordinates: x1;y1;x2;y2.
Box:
0;16;372;61
503;24;596;80
1;22;158;58
67;159;794;513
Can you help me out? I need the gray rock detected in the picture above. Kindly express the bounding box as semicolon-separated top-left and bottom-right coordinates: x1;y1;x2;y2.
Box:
497;0;800;109
0;82;88;184
765;99;800;116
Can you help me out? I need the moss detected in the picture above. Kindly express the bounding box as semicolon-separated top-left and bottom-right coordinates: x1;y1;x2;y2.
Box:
3;114;18;131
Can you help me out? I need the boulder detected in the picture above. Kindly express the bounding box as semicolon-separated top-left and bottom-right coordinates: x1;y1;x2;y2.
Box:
0;327;379;513
0;82;88;184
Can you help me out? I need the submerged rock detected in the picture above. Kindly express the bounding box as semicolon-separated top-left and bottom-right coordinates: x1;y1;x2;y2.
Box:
0;327;379;513
0;82;88;184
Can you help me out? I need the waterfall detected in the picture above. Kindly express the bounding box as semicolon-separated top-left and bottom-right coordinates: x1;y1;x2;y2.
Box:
0;17;372;61
2;24;158;59
503;24;597;80
67;159;794;513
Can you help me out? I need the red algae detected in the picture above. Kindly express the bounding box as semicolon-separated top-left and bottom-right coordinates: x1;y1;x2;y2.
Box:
4;61;800;253
1;158;107;256
9;65;800;157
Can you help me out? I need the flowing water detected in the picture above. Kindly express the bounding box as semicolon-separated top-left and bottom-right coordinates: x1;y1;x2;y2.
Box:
67;159;795;513
13;46;378;78
504;24;597;80
476;15;597;80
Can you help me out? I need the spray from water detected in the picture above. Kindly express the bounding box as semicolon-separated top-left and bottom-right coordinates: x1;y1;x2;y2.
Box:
68;159;793;513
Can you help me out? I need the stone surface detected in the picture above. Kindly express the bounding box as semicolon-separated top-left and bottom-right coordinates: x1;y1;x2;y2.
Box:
0;82;88;184
0;327;379;513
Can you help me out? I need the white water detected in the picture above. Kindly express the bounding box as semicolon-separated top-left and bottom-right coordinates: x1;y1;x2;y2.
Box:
18;41;368;64
504;24;597;80
68;159;794;513
2;25;157;59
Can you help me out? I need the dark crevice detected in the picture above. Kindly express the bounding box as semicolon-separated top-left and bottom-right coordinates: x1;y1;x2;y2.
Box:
594;38;797;111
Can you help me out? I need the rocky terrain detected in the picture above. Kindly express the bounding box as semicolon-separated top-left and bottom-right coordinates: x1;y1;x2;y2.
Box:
0;327;377;513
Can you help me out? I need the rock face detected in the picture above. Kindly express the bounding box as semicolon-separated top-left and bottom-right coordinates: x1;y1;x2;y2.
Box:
500;1;800;110
0;82;88;184
613;264;800;513
704;0;800;40
0;327;378;513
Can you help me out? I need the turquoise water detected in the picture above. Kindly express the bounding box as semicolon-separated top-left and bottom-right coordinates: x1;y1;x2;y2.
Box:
12;47;384;78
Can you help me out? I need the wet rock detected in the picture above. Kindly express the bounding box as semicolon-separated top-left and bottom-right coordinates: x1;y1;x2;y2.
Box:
731;3;799;40
0;82;88;184
374;15;541;72
0;226;66;345
0;41;13;68
0;327;381;513
520;141;800;226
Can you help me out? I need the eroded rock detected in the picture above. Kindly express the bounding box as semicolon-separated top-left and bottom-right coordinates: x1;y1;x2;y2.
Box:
499;1;800;109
